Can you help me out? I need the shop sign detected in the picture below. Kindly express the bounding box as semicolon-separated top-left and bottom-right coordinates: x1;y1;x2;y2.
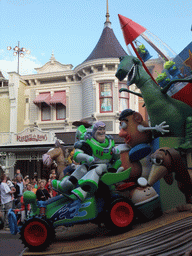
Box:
17;133;47;142
13;127;55;144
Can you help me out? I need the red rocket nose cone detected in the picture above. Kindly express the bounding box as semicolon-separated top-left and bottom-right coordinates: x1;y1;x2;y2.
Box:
118;14;146;45
118;14;131;29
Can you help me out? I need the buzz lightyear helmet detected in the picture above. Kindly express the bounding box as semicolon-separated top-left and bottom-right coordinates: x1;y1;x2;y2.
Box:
92;121;106;138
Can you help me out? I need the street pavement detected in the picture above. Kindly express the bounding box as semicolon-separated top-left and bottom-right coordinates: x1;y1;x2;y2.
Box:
0;229;25;256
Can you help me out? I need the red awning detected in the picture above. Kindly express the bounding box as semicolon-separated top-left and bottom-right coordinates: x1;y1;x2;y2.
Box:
50;91;66;106
33;92;51;105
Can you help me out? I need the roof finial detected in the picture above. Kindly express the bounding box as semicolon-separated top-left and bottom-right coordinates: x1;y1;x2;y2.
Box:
104;0;111;28
50;50;56;63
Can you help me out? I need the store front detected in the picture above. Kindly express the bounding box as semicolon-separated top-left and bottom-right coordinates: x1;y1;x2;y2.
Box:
0;127;66;179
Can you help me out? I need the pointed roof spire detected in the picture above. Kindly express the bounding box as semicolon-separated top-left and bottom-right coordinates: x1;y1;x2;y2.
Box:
83;2;127;63
84;29;127;63
104;0;111;28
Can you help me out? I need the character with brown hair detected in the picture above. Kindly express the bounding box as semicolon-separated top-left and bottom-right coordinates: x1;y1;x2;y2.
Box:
42;140;67;180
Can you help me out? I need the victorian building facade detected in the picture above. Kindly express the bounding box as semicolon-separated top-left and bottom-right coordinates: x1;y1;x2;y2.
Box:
0;12;163;179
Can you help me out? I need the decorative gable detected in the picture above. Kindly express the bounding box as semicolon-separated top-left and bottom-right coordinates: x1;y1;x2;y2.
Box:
35;52;73;74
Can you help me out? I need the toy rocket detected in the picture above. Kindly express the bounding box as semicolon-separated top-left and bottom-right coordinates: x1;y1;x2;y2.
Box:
118;14;192;107
118;14;178;62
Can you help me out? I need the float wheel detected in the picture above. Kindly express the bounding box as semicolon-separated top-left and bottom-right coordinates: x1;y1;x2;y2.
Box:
20;217;54;251
105;199;134;231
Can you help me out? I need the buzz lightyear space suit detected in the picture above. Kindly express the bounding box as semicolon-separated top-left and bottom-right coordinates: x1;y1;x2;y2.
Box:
52;121;121;201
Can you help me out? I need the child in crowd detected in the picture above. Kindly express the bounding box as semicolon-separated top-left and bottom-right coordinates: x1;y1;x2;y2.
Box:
36;180;51;201
31;181;37;194
14;169;23;179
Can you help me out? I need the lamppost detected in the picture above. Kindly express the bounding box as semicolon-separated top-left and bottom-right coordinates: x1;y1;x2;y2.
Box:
7;41;30;75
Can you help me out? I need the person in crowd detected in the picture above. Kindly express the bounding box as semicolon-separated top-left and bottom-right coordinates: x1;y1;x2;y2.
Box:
36;179;51;201
43;178;49;193
16;174;24;198
0;173;15;231
50;169;58;179
12;178;20;208
37;178;42;189
31;177;38;189
45;178;52;196
19;183;32;222
26;183;33;192
14;169;23;179
50;173;57;180
45;174;58;197
51;169;56;175
23;176;30;192
34;172;38;178
6;177;16;203
31;181;37;194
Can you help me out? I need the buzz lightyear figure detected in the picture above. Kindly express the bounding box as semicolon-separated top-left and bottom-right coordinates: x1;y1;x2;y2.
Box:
52;121;122;201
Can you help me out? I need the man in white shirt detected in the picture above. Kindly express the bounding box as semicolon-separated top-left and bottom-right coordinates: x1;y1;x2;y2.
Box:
0;174;15;230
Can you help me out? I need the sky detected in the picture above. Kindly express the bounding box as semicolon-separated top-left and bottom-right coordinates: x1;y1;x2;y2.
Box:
0;0;191;78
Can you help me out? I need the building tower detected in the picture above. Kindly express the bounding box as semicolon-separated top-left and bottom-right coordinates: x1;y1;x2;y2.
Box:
74;0;138;133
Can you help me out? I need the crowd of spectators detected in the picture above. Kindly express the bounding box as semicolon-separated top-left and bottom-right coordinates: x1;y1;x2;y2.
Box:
0;167;58;231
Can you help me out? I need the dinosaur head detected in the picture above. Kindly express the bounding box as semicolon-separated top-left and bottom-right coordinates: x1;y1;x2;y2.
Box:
116;55;149;88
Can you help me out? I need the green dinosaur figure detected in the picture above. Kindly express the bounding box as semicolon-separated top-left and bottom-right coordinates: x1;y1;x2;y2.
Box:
115;56;192;138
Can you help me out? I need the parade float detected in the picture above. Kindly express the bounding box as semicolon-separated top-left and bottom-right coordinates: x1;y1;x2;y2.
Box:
7;14;192;255
116;14;192;214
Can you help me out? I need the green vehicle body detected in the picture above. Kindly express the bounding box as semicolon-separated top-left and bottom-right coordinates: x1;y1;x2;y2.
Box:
9;168;135;251
25;168;131;227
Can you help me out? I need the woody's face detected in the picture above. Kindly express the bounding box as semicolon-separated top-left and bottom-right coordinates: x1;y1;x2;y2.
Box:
94;126;106;143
